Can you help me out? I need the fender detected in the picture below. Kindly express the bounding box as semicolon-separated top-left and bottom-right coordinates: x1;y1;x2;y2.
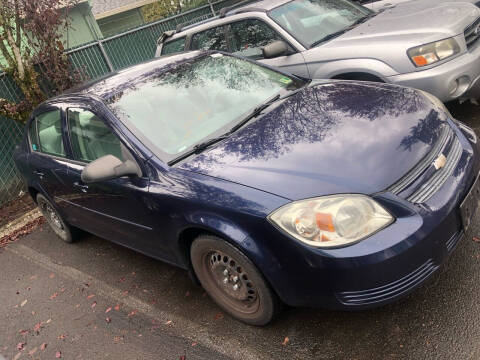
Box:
175;211;284;283
307;58;399;82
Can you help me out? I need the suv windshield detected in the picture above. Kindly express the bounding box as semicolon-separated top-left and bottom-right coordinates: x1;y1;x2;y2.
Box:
107;54;305;162
269;0;371;48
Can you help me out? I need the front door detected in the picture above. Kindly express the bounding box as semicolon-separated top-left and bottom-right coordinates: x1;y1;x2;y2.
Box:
228;19;309;78
60;107;161;255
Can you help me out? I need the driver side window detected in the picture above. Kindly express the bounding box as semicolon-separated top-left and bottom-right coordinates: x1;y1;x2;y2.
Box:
67;108;124;163
229;19;285;59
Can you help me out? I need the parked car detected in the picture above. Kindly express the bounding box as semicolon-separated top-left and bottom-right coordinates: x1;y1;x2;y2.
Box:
155;0;480;102
15;51;480;325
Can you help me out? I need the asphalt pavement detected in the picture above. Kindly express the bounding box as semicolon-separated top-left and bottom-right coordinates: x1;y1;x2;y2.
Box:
0;101;479;360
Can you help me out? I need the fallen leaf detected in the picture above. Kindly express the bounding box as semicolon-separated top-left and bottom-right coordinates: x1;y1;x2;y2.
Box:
119;277;126;282
128;309;137;317
17;342;26;351
180;355;186;360
28;347;38;356
40;343;47;351
106;317;111;323
114;304;121;311
56;350;62;358
105;307;112;313
20;299;27;307
50;292;58;300
473;236;480;243
58;334;67;340
122;290;129;296
86;294;95;299
31;311;35;315
185;291;190;297
91;301;97;308
49;273;55;279
30;275;38;280
282;337;290;346
113;335;124;343
33;322;43;332
165;320;172;325
19;329;29;336
192;342;198;347
46;318;52;324
13;352;22;360
214;313;223;320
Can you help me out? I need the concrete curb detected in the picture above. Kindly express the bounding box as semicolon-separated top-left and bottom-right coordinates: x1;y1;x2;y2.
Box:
0;208;42;239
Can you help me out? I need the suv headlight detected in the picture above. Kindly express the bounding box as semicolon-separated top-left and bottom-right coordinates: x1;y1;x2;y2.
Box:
408;38;460;67
268;195;394;248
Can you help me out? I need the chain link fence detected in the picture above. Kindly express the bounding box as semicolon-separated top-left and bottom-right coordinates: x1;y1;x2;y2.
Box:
0;0;241;206
0;74;25;206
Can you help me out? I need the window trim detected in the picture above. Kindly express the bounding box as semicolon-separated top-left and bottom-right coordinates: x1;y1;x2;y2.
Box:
185;16;298;57
161;35;187;55
29;107;68;159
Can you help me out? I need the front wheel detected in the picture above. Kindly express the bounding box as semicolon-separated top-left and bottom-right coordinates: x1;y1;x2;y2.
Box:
37;193;78;243
190;234;280;326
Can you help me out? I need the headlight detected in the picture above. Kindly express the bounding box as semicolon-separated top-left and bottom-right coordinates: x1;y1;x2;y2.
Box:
268;195;394;248
408;38;460;67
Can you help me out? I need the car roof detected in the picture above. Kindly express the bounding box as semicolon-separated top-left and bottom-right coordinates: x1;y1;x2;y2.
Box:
168;0;291;37
47;51;205;105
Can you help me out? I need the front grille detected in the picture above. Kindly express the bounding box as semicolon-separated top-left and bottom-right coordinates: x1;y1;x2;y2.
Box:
407;135;463;203
388;125;453;195
465;17;480;50
336;259;438;306
446;231;463;254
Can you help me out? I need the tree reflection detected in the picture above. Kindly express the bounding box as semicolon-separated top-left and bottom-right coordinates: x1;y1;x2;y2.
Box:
189;81;432;166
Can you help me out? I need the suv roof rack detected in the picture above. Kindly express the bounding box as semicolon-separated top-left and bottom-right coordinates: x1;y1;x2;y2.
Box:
218;0;261;17
157;30;176;45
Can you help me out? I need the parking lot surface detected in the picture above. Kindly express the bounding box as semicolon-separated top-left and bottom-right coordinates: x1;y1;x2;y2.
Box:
0;101;479;360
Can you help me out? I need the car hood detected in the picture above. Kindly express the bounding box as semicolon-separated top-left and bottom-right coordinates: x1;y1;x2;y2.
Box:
330;1;479;49
178;81;448;201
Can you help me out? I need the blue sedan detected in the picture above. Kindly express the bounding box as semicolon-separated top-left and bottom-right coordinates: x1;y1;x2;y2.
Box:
14;51;480;325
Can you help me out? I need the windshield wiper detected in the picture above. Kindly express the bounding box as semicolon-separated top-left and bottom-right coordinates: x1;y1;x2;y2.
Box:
310;13;376;48
169;94;284;165
229;94;281;134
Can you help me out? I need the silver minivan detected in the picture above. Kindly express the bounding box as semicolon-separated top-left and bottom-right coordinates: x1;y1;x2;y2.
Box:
155;0;480;102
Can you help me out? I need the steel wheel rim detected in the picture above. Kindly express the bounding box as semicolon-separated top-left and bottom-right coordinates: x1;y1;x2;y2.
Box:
40;200;66;237
202;250;260;314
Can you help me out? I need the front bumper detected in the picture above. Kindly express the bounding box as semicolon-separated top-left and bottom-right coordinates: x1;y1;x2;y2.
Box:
387;42;480;102
255;123;480;309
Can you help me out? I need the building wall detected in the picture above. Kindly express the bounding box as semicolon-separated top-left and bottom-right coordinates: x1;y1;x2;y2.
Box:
63;2;104;48
96;8;145;37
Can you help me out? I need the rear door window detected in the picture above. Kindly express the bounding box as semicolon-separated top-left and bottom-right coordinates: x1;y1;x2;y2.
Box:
229;19;284;59
190;26;228;51
161;37;186;55
34;110;66;157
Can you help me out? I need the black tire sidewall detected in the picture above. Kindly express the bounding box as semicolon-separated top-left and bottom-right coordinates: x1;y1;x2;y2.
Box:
37;193;74;243
191;234;279;326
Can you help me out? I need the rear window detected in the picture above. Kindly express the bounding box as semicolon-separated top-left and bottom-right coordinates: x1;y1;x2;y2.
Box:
161;37;186;55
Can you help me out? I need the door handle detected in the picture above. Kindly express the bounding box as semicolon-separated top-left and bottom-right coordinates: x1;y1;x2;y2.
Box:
73;182;89;193
33;171;44;179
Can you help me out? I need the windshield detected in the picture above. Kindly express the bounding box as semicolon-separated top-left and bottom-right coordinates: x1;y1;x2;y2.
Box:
107;54;305;162
269;0;371;48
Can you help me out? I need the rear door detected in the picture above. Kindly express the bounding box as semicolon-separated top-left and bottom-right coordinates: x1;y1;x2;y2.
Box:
27;107;71;212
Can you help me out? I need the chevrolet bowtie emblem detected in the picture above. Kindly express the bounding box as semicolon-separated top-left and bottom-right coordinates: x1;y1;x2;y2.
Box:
433;154;447;170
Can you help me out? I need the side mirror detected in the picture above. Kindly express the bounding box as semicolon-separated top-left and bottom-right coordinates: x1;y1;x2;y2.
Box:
81;155;141;184
262;40;289;59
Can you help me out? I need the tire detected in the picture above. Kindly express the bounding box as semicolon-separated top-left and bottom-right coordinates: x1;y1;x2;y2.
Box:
190;234;280;326
36;193;78;243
